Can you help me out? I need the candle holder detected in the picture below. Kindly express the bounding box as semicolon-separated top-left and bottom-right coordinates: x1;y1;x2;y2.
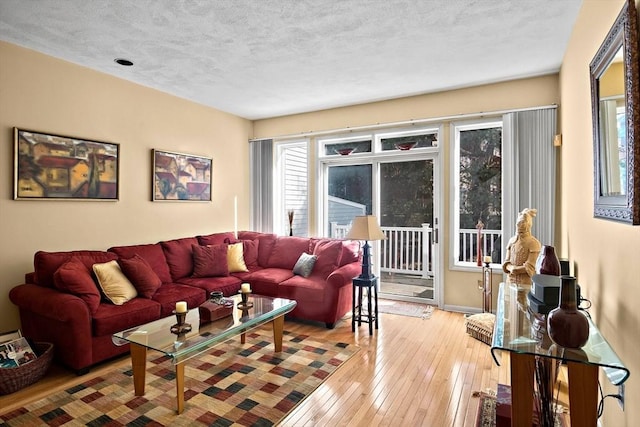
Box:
237;290;254;309
482;261;493;313
170;310;192;334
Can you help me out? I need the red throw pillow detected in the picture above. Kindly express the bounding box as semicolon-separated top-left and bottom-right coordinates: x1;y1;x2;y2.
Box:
118;254;163;298
192;244;229;278
312;240;343;279
242;239;260;268
340;240;362;266
53;258;101;314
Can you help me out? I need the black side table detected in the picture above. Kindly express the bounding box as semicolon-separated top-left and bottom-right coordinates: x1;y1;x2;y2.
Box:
352;276;379;335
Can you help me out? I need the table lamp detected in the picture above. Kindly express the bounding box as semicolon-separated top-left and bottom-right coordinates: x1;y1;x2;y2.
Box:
346;215;386;279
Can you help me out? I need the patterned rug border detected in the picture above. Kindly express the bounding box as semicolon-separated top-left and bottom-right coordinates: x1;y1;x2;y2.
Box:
0;329;360;427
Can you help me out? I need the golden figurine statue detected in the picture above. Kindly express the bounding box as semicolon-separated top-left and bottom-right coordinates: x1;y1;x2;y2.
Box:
502;208;541;287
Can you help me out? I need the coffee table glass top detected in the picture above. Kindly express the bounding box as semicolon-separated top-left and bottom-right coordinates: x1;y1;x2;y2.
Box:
490;283;629;385
112;294;296;364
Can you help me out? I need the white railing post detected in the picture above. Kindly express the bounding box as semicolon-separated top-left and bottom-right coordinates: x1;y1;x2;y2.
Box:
421;223;430;278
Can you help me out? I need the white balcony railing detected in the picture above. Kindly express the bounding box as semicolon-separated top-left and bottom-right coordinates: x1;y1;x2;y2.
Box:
331;222;502;278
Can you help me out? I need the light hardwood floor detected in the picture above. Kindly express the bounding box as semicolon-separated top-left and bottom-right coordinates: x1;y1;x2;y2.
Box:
0;309;502;426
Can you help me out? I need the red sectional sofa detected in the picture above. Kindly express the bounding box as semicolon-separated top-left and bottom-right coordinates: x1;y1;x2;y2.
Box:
9;231;361;374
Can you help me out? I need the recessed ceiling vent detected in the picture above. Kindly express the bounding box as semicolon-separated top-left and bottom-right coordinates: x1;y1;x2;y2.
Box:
114;58;133;66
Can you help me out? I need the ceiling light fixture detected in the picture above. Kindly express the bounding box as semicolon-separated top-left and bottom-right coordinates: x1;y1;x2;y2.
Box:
114;58;133;66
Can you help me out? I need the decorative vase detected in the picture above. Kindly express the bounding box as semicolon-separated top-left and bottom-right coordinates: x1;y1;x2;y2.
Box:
535;245;560;276
547;275;589;348
288;211;294;236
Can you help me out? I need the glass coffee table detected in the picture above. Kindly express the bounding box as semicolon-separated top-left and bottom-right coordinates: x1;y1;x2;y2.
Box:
112;294;296;414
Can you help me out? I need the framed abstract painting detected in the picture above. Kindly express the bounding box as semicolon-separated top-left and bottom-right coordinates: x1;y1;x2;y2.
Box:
14;128;120;200
152;149;212;201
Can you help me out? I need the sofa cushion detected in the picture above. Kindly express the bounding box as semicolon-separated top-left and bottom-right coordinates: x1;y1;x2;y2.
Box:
151;283;206;317
53;258;101;314
108;243;173;284
242;268;294;297
192;244;229;277
312;240;343;279
118;254;162;298
161;237;198;280
266;236;311;269
34;250;118;288
93;260;138;305
292;253;317;278
197;231;236;246
177;275;242;297
92;298;161;336
228;242;249;273
279;275;326;303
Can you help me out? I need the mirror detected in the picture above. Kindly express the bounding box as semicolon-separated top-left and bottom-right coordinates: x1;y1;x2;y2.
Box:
590;0;640;224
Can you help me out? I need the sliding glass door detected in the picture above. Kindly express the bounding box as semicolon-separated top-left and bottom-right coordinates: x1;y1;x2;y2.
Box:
323;155;438;305
378;158;435;302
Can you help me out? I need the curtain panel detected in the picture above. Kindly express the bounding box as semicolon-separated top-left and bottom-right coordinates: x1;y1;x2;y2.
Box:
249;139;273;233
502;108;558;250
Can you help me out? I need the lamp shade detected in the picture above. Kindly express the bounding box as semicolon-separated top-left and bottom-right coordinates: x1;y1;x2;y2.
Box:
346;216;386;241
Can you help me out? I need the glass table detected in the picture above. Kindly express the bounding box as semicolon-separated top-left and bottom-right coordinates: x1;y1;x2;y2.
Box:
491;283;628;427
112;294;296;414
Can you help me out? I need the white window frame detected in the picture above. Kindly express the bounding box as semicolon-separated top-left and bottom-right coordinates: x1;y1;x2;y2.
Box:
274;139;309;236
450;118;503;271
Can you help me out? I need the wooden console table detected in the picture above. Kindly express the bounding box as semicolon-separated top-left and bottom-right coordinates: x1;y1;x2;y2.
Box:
490;283;629;427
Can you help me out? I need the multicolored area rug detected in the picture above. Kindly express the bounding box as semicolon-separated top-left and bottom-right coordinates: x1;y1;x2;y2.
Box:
0;329;358;426
474;392;567;427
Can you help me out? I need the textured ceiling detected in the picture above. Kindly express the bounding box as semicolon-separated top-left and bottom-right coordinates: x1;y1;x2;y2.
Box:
0;0;583;120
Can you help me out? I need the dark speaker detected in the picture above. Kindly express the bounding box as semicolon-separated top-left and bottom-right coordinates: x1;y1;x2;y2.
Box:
559;259;570;276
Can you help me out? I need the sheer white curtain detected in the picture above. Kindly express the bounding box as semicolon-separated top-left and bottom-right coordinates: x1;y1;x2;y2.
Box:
502;108;558;249
249;139;273;232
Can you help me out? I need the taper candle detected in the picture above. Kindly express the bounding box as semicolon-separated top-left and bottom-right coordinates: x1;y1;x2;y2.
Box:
234;195;238;239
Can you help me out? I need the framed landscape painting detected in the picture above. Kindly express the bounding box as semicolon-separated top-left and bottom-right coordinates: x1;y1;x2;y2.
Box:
152;149;212;201
14;128;120;200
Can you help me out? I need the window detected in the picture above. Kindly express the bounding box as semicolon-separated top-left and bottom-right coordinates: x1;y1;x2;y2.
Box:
452;120;502;268
275;141;309;236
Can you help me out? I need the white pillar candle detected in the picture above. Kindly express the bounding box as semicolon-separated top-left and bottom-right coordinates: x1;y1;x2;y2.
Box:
241;283;251;293
175;301;188;313
234;195;238;239
484;256;492;264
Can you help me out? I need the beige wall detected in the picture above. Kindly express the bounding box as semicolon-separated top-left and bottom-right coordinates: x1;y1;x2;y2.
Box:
560;0;638;425
0;41;252;332
255;76;560;310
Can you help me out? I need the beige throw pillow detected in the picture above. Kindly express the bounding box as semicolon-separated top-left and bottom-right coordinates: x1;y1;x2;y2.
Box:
93;260;138;305
227;242;249;273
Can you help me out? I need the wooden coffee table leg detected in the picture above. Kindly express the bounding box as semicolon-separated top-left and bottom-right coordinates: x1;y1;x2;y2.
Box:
510;351;535;427
273;315;285;352
241;332;246;344
130;343;147;396
567;361;598;427
175;362;185;414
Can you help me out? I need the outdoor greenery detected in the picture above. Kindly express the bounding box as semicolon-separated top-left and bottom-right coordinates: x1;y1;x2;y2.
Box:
328;164;373;214
380;159;433;227
459;127;502;230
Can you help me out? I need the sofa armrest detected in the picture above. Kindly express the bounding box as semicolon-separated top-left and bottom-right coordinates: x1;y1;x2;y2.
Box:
10;284;94;371
326;262;361;289
9;284;91;323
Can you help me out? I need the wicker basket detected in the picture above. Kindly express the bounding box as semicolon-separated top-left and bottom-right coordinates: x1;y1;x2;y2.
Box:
0;342;54;395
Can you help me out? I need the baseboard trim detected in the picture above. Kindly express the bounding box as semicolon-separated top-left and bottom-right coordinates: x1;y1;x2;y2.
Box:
444;304;483;314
